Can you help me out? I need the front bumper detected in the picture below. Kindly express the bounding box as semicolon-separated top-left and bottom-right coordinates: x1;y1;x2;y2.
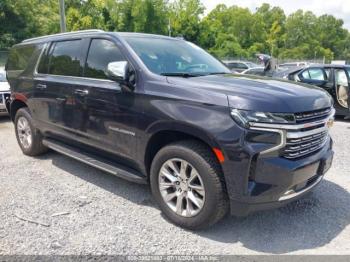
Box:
228;140;333;216
218;111;334;217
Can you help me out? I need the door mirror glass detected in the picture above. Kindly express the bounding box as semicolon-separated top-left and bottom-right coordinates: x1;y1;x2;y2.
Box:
106;61;128;81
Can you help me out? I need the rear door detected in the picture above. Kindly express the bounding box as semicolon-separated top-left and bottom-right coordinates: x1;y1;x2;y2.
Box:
34;38;86;138
298;67;332;88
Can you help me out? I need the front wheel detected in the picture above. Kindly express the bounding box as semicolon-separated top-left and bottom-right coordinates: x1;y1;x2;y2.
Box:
150;140;228;230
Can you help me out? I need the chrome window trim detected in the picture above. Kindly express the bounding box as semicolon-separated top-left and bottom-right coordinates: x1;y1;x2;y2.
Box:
34;73;115;83
34;43;48;76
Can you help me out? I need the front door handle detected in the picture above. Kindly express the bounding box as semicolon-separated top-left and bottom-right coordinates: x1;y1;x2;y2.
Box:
36;84;47;89
74;89;89;96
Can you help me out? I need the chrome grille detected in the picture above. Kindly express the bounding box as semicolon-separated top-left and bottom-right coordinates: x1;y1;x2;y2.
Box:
250;107;334;159
294;107;331;123
282;107;333;159
283;130;328;159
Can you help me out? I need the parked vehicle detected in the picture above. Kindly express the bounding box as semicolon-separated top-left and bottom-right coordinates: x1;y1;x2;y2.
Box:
285;65;350;117
0;67;10;116
279;62;310;69
240;67;265;76
223;60;260;73
6;30;335;229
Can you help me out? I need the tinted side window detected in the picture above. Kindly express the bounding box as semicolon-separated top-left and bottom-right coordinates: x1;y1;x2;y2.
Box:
49;40;82;77
7;45;37;71
84;39;124;79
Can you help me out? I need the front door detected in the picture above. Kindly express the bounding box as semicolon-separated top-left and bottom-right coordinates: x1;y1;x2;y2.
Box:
65;38;140;162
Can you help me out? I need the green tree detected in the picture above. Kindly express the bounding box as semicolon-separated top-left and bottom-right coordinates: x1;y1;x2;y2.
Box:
169;0;204;42
200;4;266;58
255;3;286;57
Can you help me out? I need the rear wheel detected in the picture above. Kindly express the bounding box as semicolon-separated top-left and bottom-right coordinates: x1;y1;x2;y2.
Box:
150;140;228;230
15;108;47;156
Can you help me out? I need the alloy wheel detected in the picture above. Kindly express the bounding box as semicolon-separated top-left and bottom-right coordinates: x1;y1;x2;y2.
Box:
17;116;32;149
158;158;205;217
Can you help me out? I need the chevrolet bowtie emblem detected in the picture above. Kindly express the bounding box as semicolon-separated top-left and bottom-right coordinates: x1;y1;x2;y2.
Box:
326;119;334;128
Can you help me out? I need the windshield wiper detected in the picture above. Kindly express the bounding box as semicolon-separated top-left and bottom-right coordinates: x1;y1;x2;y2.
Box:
161;72;231;78
205;72;230;75
160;72;205;78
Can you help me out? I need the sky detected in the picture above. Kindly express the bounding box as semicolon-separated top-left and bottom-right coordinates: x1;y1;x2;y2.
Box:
201;0;350;31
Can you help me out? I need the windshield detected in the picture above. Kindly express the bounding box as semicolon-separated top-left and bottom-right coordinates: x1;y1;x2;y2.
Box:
124;36;230;76
0;70;6;82
347;67;350;78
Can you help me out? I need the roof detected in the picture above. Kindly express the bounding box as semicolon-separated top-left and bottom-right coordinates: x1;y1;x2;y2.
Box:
21;30;105;44
314;64;350;68
18;30;181;46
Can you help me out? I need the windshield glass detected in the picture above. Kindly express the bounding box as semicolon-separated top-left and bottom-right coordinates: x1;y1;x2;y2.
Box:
124;36;230;76
0;70;6;82
346;67;350;78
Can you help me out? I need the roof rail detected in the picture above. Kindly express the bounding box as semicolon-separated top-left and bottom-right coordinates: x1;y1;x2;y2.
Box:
22;29;105;43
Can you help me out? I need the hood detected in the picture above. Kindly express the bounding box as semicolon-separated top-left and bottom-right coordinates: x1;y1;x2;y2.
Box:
0;81;10;92
167;74;332;113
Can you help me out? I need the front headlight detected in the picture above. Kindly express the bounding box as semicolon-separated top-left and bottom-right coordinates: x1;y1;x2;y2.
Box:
231;109;296;128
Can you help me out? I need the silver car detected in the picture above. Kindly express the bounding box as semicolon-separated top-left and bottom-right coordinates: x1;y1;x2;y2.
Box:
0;67;10;116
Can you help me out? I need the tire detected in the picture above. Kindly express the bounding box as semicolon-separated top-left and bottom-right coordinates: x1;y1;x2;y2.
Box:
150;140;228;230
14;107;48;156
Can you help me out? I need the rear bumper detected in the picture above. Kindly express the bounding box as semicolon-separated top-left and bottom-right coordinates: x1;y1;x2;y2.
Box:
220;134;334;217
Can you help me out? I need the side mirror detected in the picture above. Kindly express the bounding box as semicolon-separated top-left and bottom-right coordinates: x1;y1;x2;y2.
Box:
106;61;128;82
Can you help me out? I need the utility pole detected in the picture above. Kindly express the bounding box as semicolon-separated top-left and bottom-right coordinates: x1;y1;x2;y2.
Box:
168;18;171;37
59;0;67;33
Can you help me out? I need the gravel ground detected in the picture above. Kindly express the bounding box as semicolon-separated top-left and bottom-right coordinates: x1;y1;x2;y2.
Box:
0;116;349;255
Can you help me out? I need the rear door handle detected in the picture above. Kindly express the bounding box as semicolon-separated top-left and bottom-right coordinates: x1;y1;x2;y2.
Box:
36;84;47;89
74;89;89;96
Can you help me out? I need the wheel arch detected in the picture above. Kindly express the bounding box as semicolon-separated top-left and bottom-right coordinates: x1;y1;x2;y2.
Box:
10;99;28;121
144;123;225;178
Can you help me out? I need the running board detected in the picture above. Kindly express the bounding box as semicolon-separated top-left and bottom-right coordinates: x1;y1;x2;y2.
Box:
42;138;147;184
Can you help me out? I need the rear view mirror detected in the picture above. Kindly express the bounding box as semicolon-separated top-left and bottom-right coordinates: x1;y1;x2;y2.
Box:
106;61;128;82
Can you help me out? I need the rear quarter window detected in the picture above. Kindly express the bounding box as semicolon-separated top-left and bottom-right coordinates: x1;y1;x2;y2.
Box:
6;44;43;80
7;45;37;71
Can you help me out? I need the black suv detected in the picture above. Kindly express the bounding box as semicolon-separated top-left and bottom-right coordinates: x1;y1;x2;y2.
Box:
6;30;335;229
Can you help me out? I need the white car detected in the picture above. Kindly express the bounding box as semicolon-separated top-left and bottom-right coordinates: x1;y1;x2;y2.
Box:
0;67;10;116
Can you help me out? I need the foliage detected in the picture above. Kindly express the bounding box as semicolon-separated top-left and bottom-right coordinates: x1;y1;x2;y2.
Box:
0;0;349;62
